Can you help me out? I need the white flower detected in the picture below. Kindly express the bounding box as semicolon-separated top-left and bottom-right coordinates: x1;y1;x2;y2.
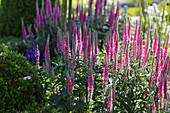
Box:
0;52;3;56
23;76;31;80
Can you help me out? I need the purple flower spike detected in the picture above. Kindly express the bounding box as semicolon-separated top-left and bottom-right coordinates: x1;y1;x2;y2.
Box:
45;36;50;63
21;18;27;40
107;90;113;113
53;0;60;23
28;25;34;42
88;65;94;99
36;1;41;28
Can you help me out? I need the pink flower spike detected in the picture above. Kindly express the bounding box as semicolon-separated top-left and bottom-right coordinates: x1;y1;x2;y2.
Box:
113;54;118;73
83;10;87;23
104;0;107;7
21;18;27;40
153;30;158;53
78;27;83;55
87;30;92;59
67;73;72;94
163;36;169;60
36;1;41;28
123;20;127;48
53;0;60;23
45;36;50;63
148;71;153;87
115;2;119;19
41;1;48;26
46;0;53;17
88;65;94;99
103;57;109;86
28;25;34;42
152;99;156;113
95;0;99;15
119;50;123;69
112;81;116;102
107;90;113;113
128;19;131;40
154;56;160;85
76;1;79;15
36;45;40;70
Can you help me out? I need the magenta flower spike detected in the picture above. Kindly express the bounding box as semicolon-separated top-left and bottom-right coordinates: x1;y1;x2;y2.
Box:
138;35;143;58
103;57;109;86
57;29;61;52
36;45;40;69
78;27;83;55
119;50;123;69
99;0;103;15
95;0;99;15
71;71;75;94
46;0;53;17
36;1;41;28
123;20;127;48
76;2;79;15
163;37;169;60
132;42;137;61
28;25;34;42
143;26;151;62
67;72;74;94
158;74;163;98
87;30;92;59
152;99;156;113
104;0;107;7
109;5;113;21
53;0;59;23
113;54;118;73
73;26;78;55
109;6;115;29
137;21;142;47
148;71;153;87
160;48;164;67
132;21;138;60
143;49;151;68
128;19;131;40
113;19;119;43
79;8;83;23
115;36;119;55
153;31;158;53
155;34;161;65
154;56;160;85
88;65;94;99
83;25;88;50
115;2;119;19
41;1;48;27
164;74;168;99
124;42;130;69
21;18;27;40
83;9;87;23
112;81;116;102
95;32;99;55
107;91;113;113
45;36;50;63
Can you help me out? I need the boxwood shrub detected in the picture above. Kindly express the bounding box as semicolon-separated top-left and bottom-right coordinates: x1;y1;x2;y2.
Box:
0;44;44;112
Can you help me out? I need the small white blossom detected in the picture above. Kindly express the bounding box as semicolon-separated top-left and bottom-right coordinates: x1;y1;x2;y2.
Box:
23;76;31;80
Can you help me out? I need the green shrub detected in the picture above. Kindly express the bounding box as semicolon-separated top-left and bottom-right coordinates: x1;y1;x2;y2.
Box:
0;0;41;37
0;44;44;112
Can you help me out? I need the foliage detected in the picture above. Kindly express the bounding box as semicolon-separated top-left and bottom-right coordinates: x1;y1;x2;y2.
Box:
0;0;42;37
0;44;44;112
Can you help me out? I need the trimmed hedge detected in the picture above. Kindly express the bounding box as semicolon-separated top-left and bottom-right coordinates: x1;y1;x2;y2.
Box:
0;44;44;112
